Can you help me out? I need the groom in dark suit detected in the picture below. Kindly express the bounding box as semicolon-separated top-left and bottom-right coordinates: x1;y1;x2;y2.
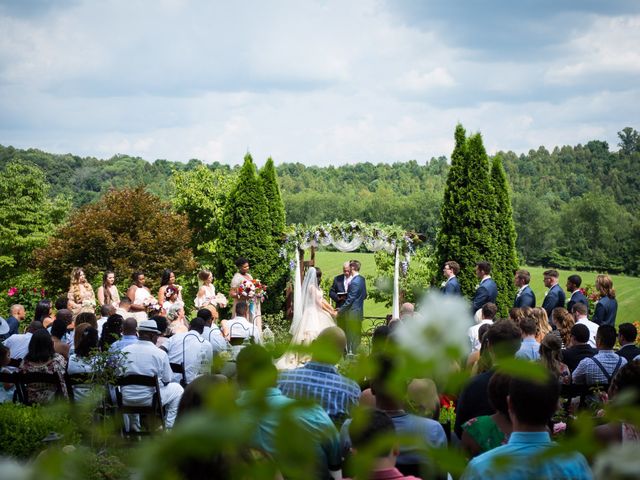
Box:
472;261;498;312
329;261;352;309
513;269;536;308
338;259;367;355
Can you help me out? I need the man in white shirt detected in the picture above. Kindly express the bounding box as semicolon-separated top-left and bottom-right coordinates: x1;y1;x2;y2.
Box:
198;308;229;355
468;303;497;352
161;317;213;385
572;303;598;348
3;321;43;360
121;320;184;429
224;301;261;344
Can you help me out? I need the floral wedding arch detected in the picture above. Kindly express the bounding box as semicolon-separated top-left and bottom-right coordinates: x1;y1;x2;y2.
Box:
281;221;420;325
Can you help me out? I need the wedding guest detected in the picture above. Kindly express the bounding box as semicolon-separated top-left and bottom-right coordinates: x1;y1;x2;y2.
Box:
20;329;68;404
158;269;182;305
592;274;618;327
467;323;491;373
99;314;124;351
67;326;100;400
531;307;552;343
571;303;598;348
3;321;44;360
330;261;352;308
97;304;116;337
230;257;262;332
199;308;228;355
50;318;70;359
515;316;540;361
195;269;217;310
566;275;588;314
166;301;188;335
0;343;13;402
54;296;68;311
471;261;498;313
109;317;139;352
539;333;570;384
126;271;152;323
54;309;74;345
97;271;120;308
461;373;512;457
405;378;440;420
462;374;592;479
552;307;575;348
561;324;597;373
508;307;526;325
5;304;25;337
441;260;462;296
573;325;627;385
513;269;536;308
541;269;566;320
34;299;55;328
616;323;640;362
73;312;98;348
161;317;213;385
115;297;132;320
67;267;96;315
468;303;496;353
151;315;170;348
221;301;260;344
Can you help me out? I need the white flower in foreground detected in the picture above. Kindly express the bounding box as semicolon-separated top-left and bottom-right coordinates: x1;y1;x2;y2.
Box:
394;291;473;361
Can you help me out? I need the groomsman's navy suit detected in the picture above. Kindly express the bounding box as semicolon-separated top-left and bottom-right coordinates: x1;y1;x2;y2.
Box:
566;290;589;315
514;285;536;308
472;277;498;312
339;274;367;354
442;276;462;296
592;296;618;327
329;274;349;309
542;284;566;319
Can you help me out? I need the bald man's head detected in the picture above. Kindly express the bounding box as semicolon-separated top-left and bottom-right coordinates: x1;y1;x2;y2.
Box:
312;326;347;364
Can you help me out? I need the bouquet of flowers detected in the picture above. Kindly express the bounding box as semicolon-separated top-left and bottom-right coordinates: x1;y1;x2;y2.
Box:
143;297;161;313
212;293;228;308
237;279;267;303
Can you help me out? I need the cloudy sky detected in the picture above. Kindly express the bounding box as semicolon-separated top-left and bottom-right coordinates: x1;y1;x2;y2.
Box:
1;0;639;166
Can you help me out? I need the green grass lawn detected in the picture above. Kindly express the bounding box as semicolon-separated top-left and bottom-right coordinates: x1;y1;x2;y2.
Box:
315;251;640;326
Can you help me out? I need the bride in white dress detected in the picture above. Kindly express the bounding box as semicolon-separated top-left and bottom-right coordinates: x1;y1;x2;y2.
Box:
276;267;336;369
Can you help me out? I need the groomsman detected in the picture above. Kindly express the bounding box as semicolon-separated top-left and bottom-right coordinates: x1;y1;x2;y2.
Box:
441;261;462;295
472;261;498;312
329;262;352;309
541;269;566;319
513;269;536;308
566;275;588;314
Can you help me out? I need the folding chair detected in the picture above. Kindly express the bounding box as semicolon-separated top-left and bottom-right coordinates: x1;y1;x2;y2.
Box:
18;372;66;405
114;374;165;436
169;363;187;387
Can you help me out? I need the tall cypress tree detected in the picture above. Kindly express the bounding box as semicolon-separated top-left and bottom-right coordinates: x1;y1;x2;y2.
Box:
259;157;286;239
435;126;496;298
490;155;519;316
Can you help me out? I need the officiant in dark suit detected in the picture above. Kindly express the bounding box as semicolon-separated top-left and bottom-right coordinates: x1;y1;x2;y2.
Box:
329;261;352;309
337;260;367;355
513;269;536;308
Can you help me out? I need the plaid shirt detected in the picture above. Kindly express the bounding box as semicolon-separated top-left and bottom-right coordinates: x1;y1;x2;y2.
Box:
277;362;360;423
572;350;627;385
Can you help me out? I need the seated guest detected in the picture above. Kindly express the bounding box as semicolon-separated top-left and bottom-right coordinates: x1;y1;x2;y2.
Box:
54;309;74;346
198;308;228;355
121;320;184;429
571;303;598;348
34;299;55;328
531;307;552;343
405;378;440;420
221;301;261;344
573;325;627;385
73;312;98;348
166;302;188;335
67;326;100;400
109;317;139;353
461;373;512;457
6;304;26;337
50;318;71;359
348;409;421;480
3;321;44;361
277;326;360;425
539;333;570;384
467;324;491;373
468;303;497;353
594;360;640;444
454;320;521;439
515;316;540;361
236;344;342;478
19;329;68;404
552;307;575;348
0;343;14;402
115;297;133;322
508;307;526;326
99;314;124;351
561;324;597;373
616;323;640;362
399;302;415;322
161;317;213;385
97;304;116;337
462;374;592;479
176;374;229;418
151;315;170;348
55;296;69;311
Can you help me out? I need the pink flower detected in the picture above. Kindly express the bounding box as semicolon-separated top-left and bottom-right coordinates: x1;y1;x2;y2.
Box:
553;422;567;435
7;287;18;297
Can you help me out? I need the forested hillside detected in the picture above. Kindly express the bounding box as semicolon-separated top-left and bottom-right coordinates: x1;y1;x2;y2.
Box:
1;127;639;273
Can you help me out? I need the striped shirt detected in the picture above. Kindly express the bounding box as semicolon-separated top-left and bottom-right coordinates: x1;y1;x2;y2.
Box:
572;350;627;385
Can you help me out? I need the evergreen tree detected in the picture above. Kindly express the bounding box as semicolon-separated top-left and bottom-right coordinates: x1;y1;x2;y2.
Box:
490;155;519;316
217;154;284;313
435;126;496;300
259;157;286;238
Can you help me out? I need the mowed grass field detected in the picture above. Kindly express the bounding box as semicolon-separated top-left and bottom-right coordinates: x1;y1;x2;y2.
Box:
315;251;640;326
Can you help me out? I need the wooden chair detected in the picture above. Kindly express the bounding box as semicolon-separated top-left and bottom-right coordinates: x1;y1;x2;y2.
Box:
169;362;187;387
18;372;66;405
114;374;165;436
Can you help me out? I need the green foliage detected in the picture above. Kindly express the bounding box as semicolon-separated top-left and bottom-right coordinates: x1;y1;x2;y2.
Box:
172;164;236;266
34;186;197;295
490;155;519;316
0;403;81;459
34;447;129;480
0;161;69;283
217;154;285;312
435;126;497;298
0;270;48;325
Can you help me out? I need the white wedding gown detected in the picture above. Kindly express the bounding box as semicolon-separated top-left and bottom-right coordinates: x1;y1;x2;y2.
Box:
276;267;335;370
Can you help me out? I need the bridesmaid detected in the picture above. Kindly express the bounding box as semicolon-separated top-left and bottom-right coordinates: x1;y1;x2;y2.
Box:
97;271;120;308
195;269;216;308
67;268;96;316
158;269;183;305
229;257;261;332
126;271;152;323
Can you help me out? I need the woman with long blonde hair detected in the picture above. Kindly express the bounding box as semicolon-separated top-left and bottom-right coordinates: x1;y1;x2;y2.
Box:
531;307;552;343
67;267;96;316
593;274;618;327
